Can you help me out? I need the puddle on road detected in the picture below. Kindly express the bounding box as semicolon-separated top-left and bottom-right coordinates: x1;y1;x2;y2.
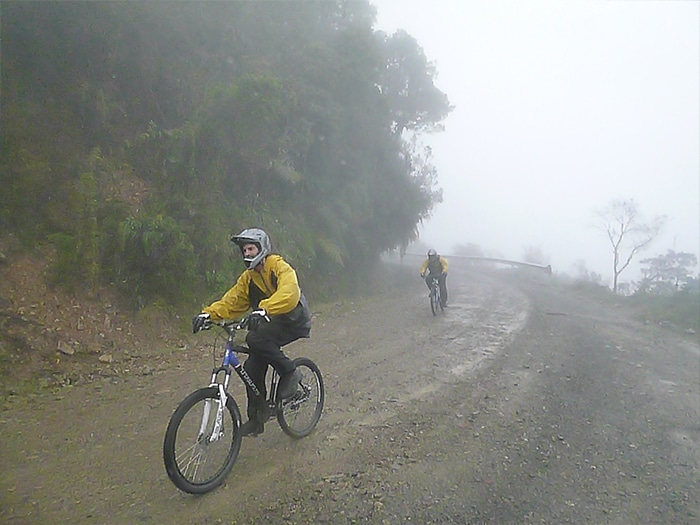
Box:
440;278;530;379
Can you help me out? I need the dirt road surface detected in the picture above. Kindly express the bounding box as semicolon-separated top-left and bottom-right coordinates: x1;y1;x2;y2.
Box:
1;260;698;524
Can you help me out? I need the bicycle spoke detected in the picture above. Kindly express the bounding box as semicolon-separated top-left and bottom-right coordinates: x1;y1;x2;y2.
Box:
164;388;242;493
179;445;205;481
278;358;324;438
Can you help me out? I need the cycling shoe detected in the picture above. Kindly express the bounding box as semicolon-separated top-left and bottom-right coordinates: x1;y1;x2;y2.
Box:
278;369;302;399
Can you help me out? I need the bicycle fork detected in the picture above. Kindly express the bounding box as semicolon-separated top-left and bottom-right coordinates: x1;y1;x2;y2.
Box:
199;383;228;443
198;343;268;443
199;356;239;445
198;365;232;443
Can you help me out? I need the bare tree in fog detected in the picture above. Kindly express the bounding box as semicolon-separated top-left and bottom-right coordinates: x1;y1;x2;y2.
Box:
596;199;667;294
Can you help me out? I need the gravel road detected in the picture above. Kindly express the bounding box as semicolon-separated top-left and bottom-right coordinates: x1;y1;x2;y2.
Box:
1;260;698;524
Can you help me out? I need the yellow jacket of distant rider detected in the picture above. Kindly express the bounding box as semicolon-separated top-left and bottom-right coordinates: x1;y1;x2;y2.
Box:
203;254;303;320
420;256;448;276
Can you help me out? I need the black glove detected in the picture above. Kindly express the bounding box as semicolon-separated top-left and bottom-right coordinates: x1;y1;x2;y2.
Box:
192;313;211;333
245;309;270;331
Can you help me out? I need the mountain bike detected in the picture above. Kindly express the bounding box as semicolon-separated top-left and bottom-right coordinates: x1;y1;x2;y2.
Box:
163;317;325;494
429;275;444;316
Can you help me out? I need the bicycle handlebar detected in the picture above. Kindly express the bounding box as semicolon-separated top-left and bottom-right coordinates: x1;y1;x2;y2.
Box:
208;317;248;334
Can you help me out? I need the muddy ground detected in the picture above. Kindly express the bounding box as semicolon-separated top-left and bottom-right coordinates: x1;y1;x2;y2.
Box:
1;257;698;524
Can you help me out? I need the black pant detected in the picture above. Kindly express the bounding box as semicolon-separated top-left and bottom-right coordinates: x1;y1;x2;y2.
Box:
424;273;448;305
243;318;309;420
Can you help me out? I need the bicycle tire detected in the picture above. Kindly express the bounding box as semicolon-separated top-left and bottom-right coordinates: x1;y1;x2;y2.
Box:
430;286;438;316
277;357;324;438
163;386;243;494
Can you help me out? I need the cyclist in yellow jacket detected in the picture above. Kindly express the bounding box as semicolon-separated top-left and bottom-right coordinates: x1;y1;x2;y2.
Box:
420;248;448;307
192;228;311;436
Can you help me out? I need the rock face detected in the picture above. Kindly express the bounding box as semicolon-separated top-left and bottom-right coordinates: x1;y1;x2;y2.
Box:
0;247;180;394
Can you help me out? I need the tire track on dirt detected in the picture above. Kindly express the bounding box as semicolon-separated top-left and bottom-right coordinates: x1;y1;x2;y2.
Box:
0;265;531;524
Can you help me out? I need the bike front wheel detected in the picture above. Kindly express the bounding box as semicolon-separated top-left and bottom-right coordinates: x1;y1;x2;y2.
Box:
430;288;438;315
277;357;324;438
163;386;243;494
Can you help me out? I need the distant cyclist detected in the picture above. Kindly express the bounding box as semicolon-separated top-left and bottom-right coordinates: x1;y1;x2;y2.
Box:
420;249;448;307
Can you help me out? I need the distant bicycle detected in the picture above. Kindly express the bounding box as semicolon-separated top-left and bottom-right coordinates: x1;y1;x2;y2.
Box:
429;275;444;316
163;316;324;494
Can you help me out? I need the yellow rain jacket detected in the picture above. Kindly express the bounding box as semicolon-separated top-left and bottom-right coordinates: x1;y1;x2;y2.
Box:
203;254;311;330
420;256;448;276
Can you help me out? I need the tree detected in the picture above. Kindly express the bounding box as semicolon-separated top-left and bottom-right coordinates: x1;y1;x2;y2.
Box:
378;30;453;138
596;199;666;294
453;243;484;257
522;245;549;265
1;0;452;306
573;259;603;284
637;250;698;295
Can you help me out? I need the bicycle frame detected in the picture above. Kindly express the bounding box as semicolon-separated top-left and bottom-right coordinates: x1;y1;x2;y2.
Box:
431;277;441;301
164;317;324;493
216;338;260;397
204;326;269;431
429;275;443;315
194;327;245;444
212;325;316;418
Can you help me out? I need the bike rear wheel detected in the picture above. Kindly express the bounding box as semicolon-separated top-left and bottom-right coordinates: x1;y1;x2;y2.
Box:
163;386;243;494
277;357;324;438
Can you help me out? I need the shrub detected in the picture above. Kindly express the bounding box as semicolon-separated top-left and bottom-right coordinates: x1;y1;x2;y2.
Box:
114;213;198;307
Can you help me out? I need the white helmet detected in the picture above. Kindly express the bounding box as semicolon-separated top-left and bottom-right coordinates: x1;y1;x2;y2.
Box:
230;228;271;269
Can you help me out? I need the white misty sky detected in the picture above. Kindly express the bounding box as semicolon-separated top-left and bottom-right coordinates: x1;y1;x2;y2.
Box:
372;0;700;284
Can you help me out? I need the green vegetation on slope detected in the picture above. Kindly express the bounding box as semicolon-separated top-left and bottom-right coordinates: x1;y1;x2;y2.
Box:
1;0;451;309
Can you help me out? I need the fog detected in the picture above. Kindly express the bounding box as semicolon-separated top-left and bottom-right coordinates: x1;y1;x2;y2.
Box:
373;0;699;285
